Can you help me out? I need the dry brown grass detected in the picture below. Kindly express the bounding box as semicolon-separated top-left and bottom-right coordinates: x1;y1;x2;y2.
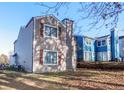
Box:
0;68;124;90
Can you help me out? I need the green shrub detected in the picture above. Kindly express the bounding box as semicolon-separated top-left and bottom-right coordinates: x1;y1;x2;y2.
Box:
6;65;26;72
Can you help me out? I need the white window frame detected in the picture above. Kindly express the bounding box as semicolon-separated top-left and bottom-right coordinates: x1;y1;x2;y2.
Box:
97;52;108;61
101;40;106;46
43;49;58;65
97;39;107;47
84;51;93;61
85;39;92;46
44;24;58;39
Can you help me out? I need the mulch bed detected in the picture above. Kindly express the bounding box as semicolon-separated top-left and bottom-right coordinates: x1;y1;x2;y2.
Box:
77;62;124;70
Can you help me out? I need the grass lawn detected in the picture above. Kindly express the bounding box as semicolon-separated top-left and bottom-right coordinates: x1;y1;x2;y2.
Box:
0;68;124;90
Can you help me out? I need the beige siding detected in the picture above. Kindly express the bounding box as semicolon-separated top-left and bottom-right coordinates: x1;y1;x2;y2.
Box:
32;16;76;73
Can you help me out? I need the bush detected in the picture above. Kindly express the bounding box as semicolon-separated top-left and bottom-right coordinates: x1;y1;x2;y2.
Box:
0;64;9;70
6;65;26;72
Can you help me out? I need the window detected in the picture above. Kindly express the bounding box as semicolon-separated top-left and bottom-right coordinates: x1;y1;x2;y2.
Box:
97;41;101;46
84;51;92;61
97;40;106;47
97;52;107;61
58;27;62;37
44;50;57;65
88;39;92;45
108;39;111;45
44;25;57;38
101;40;106;46
85;39;91;45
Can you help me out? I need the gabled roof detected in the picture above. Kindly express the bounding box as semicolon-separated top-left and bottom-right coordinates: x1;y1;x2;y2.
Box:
35;14;66;27
82;35;94;40
25;17;34;28
73;35;95;40
95;35;110;39
14;40;17;44
25;14;67;29
14;15;70;44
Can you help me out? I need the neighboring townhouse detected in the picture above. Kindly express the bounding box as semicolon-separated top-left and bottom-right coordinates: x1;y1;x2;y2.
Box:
75;28;121;62
10;15;76;73
74;35;95;62
95;35;111;61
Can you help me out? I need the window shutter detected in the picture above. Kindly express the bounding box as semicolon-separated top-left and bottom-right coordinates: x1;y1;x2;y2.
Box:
58;27;62;39
58;50;62;65
40;49;43;65
40;23;44;37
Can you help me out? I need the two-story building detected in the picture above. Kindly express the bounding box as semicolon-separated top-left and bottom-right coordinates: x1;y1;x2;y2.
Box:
95;35;111;61
75;28;121;62
10;15;77;73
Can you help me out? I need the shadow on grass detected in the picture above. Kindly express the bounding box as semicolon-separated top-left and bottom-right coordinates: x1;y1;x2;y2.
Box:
0;77;43;90
0;70;102;90
81;79;124;88
17;75;103;90
0;70;124;90
40;70;99;78
0;71;44;90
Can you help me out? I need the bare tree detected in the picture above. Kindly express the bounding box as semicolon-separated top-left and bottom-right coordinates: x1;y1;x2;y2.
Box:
0;54;8;64
38;2;124;30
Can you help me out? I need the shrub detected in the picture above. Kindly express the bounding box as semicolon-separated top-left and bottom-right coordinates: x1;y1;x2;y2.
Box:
6;65;26;72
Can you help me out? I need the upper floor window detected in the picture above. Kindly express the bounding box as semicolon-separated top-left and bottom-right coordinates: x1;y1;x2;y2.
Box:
97;41;101;46
44;25;57;38
97;39;106;47
101;40;106;46
85;39;92;45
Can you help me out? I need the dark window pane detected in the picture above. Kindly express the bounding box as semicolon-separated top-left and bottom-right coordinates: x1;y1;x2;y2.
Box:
102;40;106;46
44;51;57;65
51;27;57;37
97;41;101;46
45;26;51;36
45;25;57;38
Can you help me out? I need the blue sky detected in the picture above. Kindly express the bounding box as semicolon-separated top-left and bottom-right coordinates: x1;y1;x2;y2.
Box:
0;2;43;55
0;2;124;56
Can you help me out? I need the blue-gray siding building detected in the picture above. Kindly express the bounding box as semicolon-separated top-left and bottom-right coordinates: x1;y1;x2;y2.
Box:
74;28;123;62
75;35;95;62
